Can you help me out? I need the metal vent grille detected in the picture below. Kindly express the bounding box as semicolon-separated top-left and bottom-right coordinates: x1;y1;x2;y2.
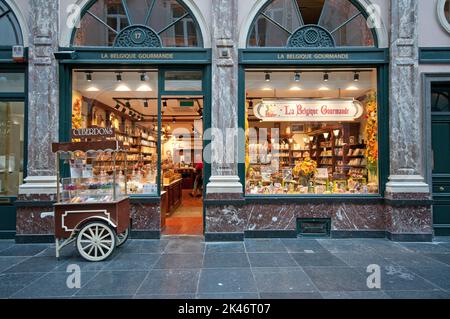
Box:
297;218;331;237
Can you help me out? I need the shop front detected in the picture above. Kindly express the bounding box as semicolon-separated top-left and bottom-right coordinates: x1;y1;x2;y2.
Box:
0;0;27;239
15;0;211;241
204;0;432;241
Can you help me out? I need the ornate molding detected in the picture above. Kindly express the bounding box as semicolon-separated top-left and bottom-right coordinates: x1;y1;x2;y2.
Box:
114;25;162;48
287;25;335;48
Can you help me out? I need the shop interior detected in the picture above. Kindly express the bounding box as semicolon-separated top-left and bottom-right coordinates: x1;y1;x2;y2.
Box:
245;68;379;195
72;69;204;235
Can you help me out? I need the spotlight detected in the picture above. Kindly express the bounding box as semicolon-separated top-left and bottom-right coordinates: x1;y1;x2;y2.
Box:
116;72;122;82
86;72;92;82
249;100;253;107
115;103;120;110
354;72;360;82
163;100;168;108
122;108;126;113
265;72;270;82
294;72;300;82
144;100;149;108
125;101;131;108
323;72;329;82
140;72;149;82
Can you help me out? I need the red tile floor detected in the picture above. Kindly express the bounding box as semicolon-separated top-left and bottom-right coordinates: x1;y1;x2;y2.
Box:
162;190;203;235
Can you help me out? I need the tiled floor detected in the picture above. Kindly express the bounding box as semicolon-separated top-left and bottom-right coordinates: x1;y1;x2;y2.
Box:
1;236;450;299
163;190;203;236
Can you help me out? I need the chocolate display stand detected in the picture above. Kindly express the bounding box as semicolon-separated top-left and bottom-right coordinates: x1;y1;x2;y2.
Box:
47;129;131;262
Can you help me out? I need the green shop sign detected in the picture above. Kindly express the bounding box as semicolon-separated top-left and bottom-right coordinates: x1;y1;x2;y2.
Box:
240;48;389;65
55;48;211;65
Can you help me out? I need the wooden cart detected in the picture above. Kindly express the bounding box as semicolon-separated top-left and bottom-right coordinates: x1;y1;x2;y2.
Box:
47;140;131;262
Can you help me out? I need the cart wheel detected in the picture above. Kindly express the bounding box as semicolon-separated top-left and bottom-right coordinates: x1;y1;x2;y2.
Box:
116;227;129;247
76;221;116;262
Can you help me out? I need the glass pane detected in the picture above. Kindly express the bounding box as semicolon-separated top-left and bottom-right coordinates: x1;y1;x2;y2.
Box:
297;0;325;25
248;16;291;47
72;69;159;195
0;2;22;46
318;0;359;32
0;101;25;196
431;82;450;112
165;71;202;91
245;69;379;195
0;73;25;93
332;14;374;46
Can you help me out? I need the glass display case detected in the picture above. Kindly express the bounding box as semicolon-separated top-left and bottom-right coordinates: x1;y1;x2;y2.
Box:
61;176;125;204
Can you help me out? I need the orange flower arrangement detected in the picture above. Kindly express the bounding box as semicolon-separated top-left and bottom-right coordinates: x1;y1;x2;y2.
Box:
293;158;317;177
364;92;378;165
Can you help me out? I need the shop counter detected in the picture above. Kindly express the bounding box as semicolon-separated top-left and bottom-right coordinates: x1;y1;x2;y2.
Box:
163;178;182;216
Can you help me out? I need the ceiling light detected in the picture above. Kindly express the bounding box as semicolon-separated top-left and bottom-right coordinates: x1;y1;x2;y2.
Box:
354;72;360;82
86;86;99;92
346;85;359;91
323;132;329;140
116;72;122;82
289;86;301;91
86;72;92;82
294;72;300;82
144;100;149;108
265;72;270;82
333;129;340;137
319;86;330;91
262;87;272;91
323;72;329;82
136;84;153;92
115;84;131;92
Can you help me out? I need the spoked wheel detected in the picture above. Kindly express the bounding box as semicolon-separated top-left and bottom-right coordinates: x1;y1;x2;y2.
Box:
116;227;129;247
76;221;116;262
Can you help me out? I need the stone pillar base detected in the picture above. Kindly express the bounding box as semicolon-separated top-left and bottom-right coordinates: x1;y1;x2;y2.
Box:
206;175;243;194
385;175;430;194
19;176;58;195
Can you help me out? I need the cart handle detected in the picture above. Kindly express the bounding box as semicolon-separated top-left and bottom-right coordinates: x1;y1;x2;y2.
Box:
40;211;55;218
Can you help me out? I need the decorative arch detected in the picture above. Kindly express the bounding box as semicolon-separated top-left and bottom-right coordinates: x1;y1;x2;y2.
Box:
239;0;388;49
68;0;207;48
0;0;28;47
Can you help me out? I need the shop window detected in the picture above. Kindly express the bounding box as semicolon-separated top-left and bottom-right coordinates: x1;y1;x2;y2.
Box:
72;70;159;195
438;0;450;33
431;82;450;113
0;1;23;46
0;101;25;196
245;69;379;195
248;0;375;47
0;73;25;93
164;70;203;91
73;0;202;47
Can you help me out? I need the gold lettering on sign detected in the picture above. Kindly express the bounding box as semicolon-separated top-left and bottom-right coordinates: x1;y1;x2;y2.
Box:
100;53;174;60
277;53;349;60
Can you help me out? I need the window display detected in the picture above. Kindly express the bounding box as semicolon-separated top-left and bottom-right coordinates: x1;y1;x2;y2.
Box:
72;70;159;195
245;69;379;195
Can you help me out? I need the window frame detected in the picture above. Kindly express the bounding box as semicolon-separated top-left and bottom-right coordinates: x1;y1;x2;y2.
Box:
246;0;378;49
437;0;450;34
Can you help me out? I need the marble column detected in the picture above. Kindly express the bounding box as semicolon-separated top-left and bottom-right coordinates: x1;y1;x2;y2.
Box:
206;0;243;195
386;0;429;196
16;0;59;240
19;0;59;196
